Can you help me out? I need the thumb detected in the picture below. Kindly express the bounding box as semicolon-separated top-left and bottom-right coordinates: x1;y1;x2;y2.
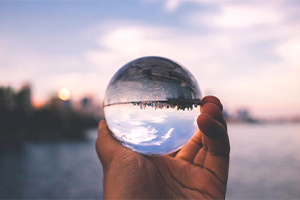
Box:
96;120;126;169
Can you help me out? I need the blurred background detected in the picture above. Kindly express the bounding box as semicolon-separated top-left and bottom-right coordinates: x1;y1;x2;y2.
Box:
0;0;299;199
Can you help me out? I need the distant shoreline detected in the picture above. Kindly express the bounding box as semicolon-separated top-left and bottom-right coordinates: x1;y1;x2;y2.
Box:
104;99;201;111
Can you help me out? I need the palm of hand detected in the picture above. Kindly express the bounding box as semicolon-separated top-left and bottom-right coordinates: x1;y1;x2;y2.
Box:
106;135;227;199
149;155;227;199
97;96;230;199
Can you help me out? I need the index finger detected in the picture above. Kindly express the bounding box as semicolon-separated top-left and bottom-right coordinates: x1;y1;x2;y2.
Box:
194;97;230;185
201;96;223;111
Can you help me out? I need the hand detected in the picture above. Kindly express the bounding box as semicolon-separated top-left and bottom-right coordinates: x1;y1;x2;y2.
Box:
96;96;230;199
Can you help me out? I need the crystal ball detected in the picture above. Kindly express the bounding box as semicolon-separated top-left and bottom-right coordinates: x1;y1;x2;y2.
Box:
103;56;202;156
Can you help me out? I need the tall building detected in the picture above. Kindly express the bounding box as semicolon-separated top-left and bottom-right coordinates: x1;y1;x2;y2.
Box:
16;83;32;113
49;96;72;111
80;96;102;120
237;109;250;121
80;96;95;114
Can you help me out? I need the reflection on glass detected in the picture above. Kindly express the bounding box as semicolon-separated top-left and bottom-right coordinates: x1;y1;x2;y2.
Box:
104;102;200;155
104;56;202;155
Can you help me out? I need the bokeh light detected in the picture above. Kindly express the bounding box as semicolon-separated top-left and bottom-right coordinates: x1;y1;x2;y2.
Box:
58;88;71;101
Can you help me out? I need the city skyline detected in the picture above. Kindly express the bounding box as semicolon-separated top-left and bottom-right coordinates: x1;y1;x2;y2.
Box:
104;98;201;111
0;1;300;118
2;84;299;124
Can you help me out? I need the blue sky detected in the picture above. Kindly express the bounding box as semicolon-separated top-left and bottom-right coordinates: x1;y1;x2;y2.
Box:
0;0;300;118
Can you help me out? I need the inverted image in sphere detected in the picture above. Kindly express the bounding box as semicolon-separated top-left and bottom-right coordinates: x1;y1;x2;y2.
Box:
104;56;202;155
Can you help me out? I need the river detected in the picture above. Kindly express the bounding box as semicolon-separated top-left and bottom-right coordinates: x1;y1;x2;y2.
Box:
0;124;300;199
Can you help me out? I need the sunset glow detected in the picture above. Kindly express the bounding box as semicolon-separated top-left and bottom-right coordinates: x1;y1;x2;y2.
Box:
1;1;300;118
58;88;71;101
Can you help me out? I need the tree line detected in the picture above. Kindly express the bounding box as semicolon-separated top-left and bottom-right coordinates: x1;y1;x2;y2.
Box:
0;86;99;141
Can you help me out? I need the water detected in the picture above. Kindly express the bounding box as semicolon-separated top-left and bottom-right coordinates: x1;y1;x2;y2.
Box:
104;103;199;155
0;124;300;199
226;123;300;199
0;130;103;199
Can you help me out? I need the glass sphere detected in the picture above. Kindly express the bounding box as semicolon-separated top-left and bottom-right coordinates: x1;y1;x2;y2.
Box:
103;56;202;156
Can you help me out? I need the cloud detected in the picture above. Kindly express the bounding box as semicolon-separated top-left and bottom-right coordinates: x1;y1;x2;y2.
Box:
278;37;300;70
212;5;281;28
1;1;299;117
144;0;181;12
85;21;229;74
81;17;300;117
185;1;291;29
165;0;181;12
0;38;102;102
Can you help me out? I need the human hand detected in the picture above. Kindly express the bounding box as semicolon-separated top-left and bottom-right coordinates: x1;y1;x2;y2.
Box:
96;96;230;199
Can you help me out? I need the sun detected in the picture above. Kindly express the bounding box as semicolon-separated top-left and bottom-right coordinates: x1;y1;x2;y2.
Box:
58;88;71;101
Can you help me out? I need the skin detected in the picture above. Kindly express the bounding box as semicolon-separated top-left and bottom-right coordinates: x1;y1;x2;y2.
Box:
96;96;230;199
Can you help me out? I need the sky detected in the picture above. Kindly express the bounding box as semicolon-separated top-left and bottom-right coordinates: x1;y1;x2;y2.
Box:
0;0;300;118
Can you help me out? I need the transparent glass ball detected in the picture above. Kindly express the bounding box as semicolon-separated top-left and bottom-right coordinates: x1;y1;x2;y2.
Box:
103;56;202;156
